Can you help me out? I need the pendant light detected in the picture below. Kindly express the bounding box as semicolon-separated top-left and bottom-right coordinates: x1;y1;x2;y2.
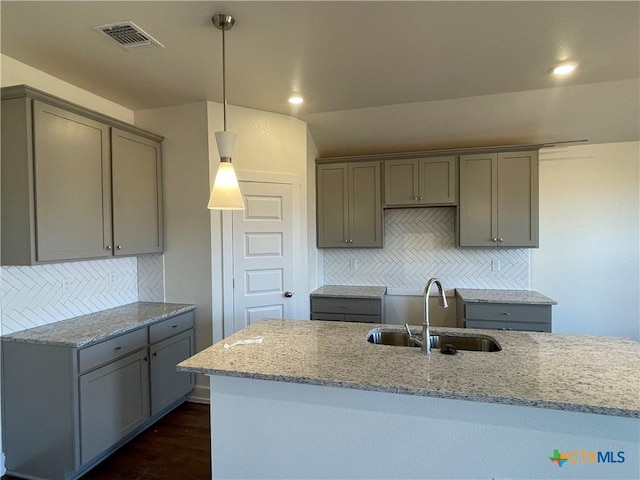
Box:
207;13;245;210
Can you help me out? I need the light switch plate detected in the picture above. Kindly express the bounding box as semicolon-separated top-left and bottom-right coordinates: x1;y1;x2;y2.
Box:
491;260;501;272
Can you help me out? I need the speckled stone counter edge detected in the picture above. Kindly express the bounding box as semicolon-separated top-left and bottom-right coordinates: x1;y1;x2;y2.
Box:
456;288;557;305
310;285;387;299
1;302;196;348
178;320;640;419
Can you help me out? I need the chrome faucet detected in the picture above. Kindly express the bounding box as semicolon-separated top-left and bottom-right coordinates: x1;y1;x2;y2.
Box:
422;278;448;355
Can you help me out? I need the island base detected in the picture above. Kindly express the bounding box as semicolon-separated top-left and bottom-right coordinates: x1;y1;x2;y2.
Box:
209;375;639;479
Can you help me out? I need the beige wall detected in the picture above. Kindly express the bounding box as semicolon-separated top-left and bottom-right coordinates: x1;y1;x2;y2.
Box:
207;102;311;339
135;102;214;401
1;54;133;123
532;142;640;340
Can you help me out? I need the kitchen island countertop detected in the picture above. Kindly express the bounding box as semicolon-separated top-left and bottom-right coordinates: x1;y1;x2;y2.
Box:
179;319;639;418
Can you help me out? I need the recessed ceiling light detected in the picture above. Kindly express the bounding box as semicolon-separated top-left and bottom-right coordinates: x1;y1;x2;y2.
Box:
552;63;577;76
288;96;304;105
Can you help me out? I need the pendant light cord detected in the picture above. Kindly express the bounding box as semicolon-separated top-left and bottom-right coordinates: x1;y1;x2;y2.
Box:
221;24;227;131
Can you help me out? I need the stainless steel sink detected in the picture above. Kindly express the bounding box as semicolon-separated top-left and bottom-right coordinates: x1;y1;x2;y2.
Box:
366;328;501;352
429;335;501;352
366;329;421;347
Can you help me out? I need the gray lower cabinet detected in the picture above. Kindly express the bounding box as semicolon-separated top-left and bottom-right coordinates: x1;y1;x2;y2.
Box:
79;349;151;465
310;296;384;323
458;150;539;247
457;301;552;332
1;85;164;265
316;161;383;248
1;311;194;480
150;328;195;416
384;156;456;206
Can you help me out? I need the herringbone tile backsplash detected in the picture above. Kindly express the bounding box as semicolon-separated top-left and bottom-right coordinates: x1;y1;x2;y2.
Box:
1;255;165;334
324;208;529;291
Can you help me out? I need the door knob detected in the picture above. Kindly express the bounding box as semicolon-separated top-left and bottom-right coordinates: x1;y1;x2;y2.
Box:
284;291;294;298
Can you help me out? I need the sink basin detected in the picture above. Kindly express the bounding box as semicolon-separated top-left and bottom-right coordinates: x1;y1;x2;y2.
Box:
366;328;501;352
430;335;501;352
366;329;420;347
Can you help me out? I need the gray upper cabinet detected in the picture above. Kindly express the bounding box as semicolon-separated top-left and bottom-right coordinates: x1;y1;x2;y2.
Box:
112;128;163;256
458;150;539;247
317;161;383;248
33;101;114;262
384;156;456;206
0;85;164;265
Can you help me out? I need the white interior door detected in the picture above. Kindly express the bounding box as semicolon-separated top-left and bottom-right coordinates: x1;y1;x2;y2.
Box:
230;181;296;334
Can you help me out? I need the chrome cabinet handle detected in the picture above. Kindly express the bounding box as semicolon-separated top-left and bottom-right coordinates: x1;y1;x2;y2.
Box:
106;245;112;251
349;239;353;243
498;238;504;243
419;196;424;200
344;239;349;243
501;312;511;316
491;238;498;242
116;245;122;250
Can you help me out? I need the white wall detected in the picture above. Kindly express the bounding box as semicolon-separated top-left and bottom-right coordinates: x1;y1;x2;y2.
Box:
532;142;640;340
1;54;133;123
135;102;213;402
306;128;323;290
207;102;310;341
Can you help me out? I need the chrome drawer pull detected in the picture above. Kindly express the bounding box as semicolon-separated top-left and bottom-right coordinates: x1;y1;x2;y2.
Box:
114;346;122;351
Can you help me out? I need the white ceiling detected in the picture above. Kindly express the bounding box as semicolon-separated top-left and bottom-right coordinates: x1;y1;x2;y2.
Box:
2;1;639;157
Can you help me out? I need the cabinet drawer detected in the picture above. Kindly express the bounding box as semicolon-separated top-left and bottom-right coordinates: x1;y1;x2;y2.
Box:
79;327;147;373
506;321;551;333
465;304;550;323
311;297;381;315
149;311;195;344
311;313;346;322
344;314;378;323
465;319;507;330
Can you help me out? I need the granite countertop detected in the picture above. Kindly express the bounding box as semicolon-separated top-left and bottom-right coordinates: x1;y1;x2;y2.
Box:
456;288;557;305
1;302;195;348
310;285;387;299
179;319;640;418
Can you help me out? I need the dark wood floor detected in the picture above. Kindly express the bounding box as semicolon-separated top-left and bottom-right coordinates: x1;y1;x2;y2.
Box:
2;401;211;480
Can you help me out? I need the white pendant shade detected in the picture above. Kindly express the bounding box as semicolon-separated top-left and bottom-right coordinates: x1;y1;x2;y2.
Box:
208;162;245;210
215;130;236;159
207;13;245;210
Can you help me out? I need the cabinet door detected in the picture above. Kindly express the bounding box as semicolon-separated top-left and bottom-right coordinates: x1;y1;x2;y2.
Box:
317;164;349;247
384;160;419;206
79;349;150;465
458;153;497;247
111;128;163;255
150;329;195;416
419;156;456;205
33;101;112;261
496;152;539;247
349;162;383;247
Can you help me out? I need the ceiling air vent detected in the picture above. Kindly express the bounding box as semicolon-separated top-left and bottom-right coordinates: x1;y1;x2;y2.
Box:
94;21;164;50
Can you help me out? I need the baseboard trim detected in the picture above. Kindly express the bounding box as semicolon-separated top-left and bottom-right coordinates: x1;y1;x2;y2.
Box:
187;384;210;404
